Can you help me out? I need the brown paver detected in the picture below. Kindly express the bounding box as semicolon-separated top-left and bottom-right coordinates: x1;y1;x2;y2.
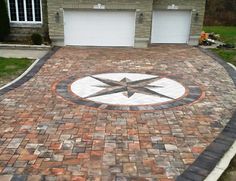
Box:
0;45;236;181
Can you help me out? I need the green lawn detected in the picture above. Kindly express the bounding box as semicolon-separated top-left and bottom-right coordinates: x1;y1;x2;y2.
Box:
212;49;236;66
0;57;32;87
203;26;236;66
203;26;236;44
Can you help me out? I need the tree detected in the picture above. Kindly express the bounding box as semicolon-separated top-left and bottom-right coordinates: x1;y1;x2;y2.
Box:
0;0;10;41
204;0;236;26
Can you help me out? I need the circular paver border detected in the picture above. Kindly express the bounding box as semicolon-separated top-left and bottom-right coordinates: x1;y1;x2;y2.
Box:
55;74;204;111
176;48;236;181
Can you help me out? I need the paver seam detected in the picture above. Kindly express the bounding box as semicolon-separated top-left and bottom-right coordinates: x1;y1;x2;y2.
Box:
0;46;60;96
176;48;236;181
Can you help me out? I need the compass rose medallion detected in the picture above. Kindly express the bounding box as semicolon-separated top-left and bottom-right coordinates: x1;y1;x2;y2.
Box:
55;73;203;111
85;76;174;100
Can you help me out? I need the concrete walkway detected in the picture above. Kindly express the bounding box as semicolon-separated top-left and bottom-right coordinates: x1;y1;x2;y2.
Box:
0;44;50;59
0;49;48;59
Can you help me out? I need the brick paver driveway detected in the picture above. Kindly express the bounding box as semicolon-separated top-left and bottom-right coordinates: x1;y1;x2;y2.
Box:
0;45;235;181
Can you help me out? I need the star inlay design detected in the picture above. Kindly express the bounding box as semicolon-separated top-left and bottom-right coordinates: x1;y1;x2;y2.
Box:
84;76;175;100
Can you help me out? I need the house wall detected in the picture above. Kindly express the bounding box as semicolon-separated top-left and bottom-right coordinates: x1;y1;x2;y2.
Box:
153;0;206;45
47;0;153;47
7;0;48;42
47;0;206;47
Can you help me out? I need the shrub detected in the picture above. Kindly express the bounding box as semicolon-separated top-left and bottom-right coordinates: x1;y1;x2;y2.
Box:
31;33;43;45
0;0;10;41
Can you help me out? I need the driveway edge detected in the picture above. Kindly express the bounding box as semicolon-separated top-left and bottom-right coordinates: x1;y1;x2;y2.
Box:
205;141;236;181
0;46;60;96
176;48;236;181
199;48;236;85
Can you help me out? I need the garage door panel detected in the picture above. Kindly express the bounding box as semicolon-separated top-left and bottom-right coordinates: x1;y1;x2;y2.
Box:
151;10;191;44
64;10;135;47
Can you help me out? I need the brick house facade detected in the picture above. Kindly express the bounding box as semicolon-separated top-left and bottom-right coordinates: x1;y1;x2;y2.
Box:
5;0;48;42
6;0;206;47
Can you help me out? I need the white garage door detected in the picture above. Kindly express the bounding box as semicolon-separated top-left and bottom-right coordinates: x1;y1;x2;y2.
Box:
151;10;191;44
64;10;136;47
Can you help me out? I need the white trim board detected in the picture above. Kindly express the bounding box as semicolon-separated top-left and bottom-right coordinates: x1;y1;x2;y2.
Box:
205;141;236;181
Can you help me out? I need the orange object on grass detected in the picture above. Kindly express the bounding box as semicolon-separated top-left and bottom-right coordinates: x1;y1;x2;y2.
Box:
199;31;209;44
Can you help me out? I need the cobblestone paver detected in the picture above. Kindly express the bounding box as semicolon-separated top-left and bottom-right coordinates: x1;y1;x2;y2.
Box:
0;45;235;180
